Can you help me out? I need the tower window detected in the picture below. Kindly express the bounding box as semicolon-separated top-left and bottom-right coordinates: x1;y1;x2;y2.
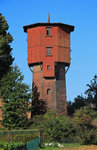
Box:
47;89;51;95
47;65;50;70
46;47;52;56
46;27;51;36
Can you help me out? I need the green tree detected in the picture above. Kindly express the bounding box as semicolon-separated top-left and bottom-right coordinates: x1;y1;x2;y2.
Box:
30;82;46;118
67;95;86;116
0;65;31;129
73;106;94;127
85;75;97;108
0;13;14;80
73;106;97;144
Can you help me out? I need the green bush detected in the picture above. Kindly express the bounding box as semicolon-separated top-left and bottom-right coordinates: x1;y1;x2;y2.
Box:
29;115;45;129
73;106;97;144
42;109;97;145
0;142;26;150
13;133;38;143
77;128;97;145
43;111;75;142
0;130;38;143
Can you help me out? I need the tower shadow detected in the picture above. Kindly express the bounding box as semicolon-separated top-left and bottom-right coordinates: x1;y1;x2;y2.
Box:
31;82;47;118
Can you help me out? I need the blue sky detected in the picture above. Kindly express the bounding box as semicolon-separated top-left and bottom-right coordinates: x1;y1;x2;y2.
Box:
0;0;97;101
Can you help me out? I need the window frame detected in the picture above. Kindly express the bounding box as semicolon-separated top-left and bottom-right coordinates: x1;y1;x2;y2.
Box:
46;27;52;36
46;47;52;56
47;65;50;70
47;89;51;95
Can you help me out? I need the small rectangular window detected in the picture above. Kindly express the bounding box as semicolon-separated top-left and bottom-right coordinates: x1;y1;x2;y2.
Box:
46;27;51;36
46;47;52;56
47;65;50;70
47;89;50;95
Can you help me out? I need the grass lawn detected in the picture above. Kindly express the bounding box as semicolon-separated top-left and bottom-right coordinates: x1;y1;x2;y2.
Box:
39;144;97;150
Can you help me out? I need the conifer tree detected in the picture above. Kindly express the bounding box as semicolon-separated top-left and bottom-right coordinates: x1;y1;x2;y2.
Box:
31;82;46;117
0;65;31;129
0;13;14;80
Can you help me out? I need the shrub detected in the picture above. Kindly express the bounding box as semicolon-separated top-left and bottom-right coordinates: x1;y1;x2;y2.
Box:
0;142;26;150
73;106;97;128
43;111;75;142
29;115;45;129
73;106;97;144
92;118;97;127
0;130;39;143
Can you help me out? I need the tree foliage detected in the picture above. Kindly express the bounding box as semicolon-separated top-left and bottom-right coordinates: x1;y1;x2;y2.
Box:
0;13;14;80
73;106;96;127
44;111;75;142
30;82;46;118
67;75;97;116
73;106;97;144
67;95;86;116
85;75;97;108
0;65;31;129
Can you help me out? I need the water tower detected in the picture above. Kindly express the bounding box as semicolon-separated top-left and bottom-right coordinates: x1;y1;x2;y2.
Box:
23;16;74;114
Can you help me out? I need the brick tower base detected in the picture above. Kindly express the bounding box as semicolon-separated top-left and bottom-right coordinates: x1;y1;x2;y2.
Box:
33;63;67;114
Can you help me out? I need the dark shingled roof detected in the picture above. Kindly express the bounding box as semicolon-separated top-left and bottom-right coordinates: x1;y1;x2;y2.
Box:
23;22;74;33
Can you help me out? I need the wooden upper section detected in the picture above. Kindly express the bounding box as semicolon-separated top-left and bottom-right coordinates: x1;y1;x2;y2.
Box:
23;22;74;77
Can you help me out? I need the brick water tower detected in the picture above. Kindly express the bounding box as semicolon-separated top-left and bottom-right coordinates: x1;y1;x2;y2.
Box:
23;16;74;114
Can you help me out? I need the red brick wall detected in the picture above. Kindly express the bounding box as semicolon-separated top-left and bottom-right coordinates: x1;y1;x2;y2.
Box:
27;26;70;77
33;64;67;113
33;65;56;110
58;27;70;64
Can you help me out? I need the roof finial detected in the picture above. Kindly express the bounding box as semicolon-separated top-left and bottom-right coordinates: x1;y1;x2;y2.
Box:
48;13;50;23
